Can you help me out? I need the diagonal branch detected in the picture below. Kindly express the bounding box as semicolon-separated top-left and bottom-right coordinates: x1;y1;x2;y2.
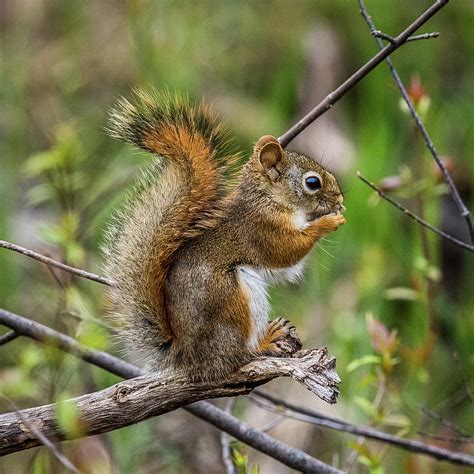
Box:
371;30;439;44
357;172;474;252
278;0;449;147
0;309;341;474
0;240;113;286
0;350;338;458
0;330;19;345
251;391;474;467
357;0;474;245
3;309;472;468
0;397;80;473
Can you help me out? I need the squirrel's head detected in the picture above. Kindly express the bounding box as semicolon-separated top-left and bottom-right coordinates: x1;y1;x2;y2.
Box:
248;135;344;222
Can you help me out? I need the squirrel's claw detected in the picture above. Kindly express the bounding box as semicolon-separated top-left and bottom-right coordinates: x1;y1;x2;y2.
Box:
260;317;303;357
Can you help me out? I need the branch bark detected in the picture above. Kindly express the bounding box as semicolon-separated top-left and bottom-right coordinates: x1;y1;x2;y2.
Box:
0;309;341;473
0;349;338;457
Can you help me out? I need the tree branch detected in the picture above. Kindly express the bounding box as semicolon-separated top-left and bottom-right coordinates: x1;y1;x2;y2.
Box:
357;0;474;246
371;30;439;44
251;391;474;467
0;330;19;345
278;0;449;147
357;172;474;252
0;351;337;457
0;397;80;473
0;240;113;286
0;309;341;473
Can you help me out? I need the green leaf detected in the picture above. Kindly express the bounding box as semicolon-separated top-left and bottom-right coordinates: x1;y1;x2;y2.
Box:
354;396;378;419
346;355;381;373
384;287;419;301
77;321;109;350
23;150;60;177
381;413;412;429
55;395;83;438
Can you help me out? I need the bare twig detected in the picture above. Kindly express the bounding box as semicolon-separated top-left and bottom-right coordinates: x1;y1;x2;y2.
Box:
452;351;473;403
221;399;237;474
357;172;474;252
0;240;113;286
0;330;18;345
278;0;449;147
417;432;474;444
418;405;472;437
0;396;80;473
0;309;341;474
357;0;474;245
372;30;439;44
251;391;474;467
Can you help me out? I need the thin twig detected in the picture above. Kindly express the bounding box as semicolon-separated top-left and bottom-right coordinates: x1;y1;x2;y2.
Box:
0;309;341;474
0;240;113;286
417;432;474;444
418;405;472;437
0;330;19;345
452;351;473;403
0;396;80;473
221;399;237;474
357;0;474;245
372;30;439;44
344;369;387;472
251;391;474;467
357;172;474;252
278;0;449;147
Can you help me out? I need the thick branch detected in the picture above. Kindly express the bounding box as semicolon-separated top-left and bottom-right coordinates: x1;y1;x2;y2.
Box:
357;0;474;245
0;350;338;457
0;309;341;473
278;0;449;147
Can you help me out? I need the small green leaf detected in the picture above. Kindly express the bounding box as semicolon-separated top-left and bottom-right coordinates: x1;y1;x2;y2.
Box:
346;355;381;373
23;151;60;177
354;396;378;419
77;321;109;350
55;395;83;438
381;413;412;429
384;287;419;301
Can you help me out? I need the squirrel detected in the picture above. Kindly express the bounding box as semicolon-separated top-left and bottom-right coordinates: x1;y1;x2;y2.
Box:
104;90;345;381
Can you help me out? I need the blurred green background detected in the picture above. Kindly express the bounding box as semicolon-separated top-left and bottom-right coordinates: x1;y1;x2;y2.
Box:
1;1;473;473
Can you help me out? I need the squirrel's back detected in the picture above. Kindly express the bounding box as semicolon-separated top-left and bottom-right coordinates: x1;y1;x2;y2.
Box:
103;90;238;364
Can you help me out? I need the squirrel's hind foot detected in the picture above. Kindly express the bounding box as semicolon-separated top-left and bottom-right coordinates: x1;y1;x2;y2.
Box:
258;317;302;357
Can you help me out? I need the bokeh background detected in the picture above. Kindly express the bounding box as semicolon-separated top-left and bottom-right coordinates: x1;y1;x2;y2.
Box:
1;1;473;473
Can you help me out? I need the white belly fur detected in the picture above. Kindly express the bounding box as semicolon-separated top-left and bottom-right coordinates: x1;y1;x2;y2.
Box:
238;257;307;350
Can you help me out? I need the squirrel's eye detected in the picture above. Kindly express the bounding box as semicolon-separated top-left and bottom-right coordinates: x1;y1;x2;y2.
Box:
304;175;322;192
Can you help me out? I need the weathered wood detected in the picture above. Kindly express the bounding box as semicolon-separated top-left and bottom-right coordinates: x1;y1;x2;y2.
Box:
0;348;339;457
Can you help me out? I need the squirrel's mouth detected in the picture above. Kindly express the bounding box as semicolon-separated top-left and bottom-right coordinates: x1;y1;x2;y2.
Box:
307;202;345;222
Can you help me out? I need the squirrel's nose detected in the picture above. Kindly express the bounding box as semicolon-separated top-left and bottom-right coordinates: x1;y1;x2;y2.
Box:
336;193;345;212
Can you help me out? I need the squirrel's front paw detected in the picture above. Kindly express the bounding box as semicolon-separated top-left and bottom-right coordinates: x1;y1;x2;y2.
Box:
314;212;346;235
260;317;302;357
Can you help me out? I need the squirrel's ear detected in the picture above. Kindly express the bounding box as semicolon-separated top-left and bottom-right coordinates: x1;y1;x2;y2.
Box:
255;135;285;176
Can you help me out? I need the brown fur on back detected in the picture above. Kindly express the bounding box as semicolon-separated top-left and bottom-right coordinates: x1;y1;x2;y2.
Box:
104;91;239;363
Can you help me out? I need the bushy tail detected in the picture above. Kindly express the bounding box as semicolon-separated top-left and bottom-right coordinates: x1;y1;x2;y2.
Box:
103;90;238;362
